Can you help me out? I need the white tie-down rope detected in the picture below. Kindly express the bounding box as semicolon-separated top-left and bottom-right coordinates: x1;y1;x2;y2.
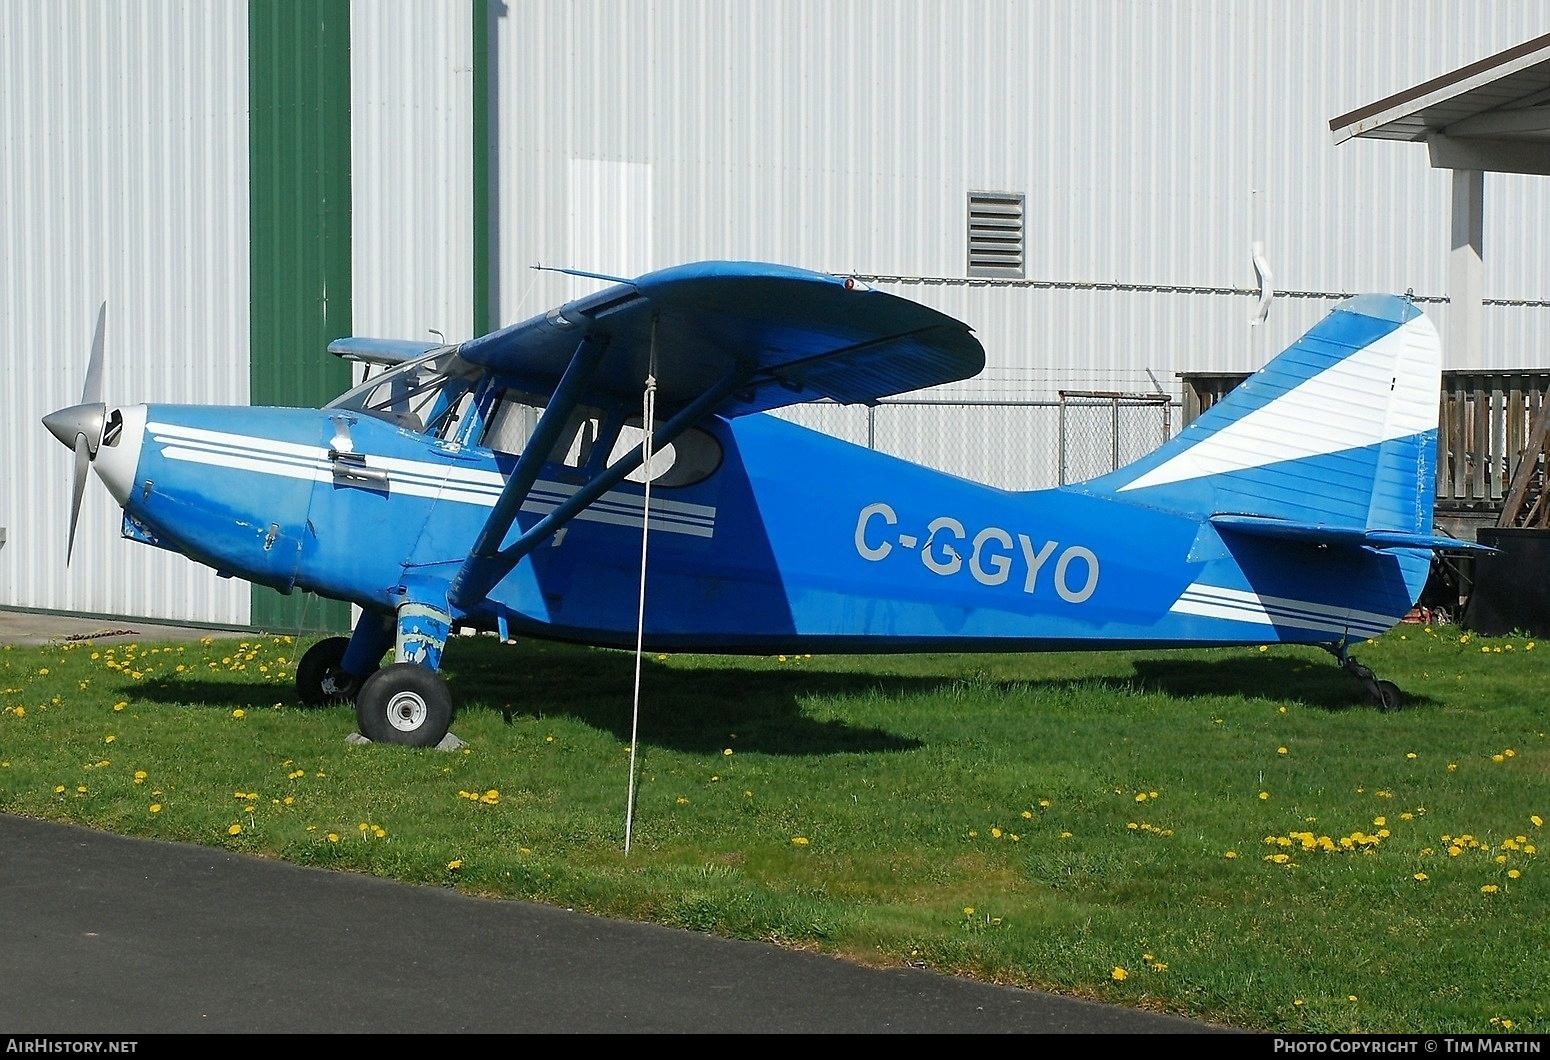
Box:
624;323;659;855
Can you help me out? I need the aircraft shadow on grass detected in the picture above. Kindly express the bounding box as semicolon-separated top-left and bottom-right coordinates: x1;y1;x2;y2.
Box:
125;636;1428;761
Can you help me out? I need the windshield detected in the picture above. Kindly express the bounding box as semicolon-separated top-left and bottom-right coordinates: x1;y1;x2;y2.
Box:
325;350;482;438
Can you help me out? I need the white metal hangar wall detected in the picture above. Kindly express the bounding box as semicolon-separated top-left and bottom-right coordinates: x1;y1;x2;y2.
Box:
0;0;474;630
3;1;1548;628
487;1;1550;485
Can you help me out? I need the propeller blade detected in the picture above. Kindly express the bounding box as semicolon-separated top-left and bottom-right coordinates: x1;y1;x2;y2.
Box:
67;433;91;565
82;302;105;406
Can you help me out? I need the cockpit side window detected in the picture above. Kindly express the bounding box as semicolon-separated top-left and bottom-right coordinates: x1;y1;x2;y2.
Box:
481;388;607;470
609;418;723;487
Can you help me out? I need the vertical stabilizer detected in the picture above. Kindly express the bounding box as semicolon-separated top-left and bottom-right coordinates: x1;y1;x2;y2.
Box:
1080;295;1440;539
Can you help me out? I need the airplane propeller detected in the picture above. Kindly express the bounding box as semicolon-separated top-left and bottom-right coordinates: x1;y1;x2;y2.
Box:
41;303;108;564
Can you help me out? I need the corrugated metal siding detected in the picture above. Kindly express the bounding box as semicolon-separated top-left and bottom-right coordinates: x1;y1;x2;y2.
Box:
351;0;475;346
6;2;1549;623
0;1;252;625
491;0;1549;487
493;0;1549;385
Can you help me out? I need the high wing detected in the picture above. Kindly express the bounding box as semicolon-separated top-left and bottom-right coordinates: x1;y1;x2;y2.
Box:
457;260;986;417
445;261;985;610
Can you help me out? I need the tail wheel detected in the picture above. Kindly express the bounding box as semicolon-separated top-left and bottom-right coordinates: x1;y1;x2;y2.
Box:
355;663;453;747
296;636;374;707
1372;680;1403;713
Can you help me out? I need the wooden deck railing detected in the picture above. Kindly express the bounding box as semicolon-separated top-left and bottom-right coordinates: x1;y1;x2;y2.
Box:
1179;370;1550;525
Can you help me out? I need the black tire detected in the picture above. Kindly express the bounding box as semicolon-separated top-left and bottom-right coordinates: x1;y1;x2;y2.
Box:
355;663;453;747
1374;680;1403;713
296;636;374;707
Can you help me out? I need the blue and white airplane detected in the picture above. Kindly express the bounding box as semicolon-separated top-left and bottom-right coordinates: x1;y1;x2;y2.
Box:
43;261;1485;746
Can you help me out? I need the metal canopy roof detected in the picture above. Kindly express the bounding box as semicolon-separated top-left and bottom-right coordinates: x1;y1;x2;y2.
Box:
1329;33;1550;175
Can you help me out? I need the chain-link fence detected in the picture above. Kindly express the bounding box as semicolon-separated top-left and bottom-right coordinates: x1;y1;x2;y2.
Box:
773;393;1179;491
1057;391;1174;485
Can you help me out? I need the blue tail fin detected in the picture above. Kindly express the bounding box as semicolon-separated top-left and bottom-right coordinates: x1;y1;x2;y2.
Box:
1078;294;1477;552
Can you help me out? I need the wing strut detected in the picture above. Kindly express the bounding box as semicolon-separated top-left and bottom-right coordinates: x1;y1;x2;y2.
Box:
447;361;752;611
464;332;611;561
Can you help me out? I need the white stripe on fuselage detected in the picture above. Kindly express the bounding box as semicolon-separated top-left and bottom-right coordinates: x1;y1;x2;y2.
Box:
145;421;717;538
1169;582;1398;638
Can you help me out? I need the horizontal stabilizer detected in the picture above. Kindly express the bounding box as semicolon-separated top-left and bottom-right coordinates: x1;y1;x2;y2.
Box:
1210;514;1498;553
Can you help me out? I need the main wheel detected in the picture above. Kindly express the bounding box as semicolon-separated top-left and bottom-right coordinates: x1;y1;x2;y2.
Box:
355;663;453;747
296;636;374;707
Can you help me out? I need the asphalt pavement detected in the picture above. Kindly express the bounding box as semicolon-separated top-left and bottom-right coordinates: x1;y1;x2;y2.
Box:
0;609;1232;1034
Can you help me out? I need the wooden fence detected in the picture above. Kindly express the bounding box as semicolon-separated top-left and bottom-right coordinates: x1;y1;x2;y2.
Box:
1179;370;1550;529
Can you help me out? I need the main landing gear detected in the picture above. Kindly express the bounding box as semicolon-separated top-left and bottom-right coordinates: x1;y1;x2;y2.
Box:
1331;645;1403;712
294;602;457;748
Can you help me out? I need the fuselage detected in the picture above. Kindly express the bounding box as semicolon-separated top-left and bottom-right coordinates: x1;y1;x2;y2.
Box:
91;400;1427;654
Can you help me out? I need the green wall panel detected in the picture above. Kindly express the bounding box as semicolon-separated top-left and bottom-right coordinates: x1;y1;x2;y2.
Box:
249;0;353;634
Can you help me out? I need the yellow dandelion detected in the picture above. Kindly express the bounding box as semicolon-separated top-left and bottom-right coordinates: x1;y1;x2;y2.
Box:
227;824;242;836
1039;799;1051;808
1259;791;1270;800
448;859;462;870
1448;763;1458;772
1533;815;1544;828
1508;869;1521;879
149;804;161;813
1277;746;1288;755
232;709;245;719
1021;810;1033;819
1111;967;1129;982
1414;873;1428;882
1224;850;1237;859
1481;884;1499;894
791;836;809;846
991;827;1003;838
327;833;339;843
676;796;689;805
1406;752;1416;759
1348;995;1358;1003
723;748;733;756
